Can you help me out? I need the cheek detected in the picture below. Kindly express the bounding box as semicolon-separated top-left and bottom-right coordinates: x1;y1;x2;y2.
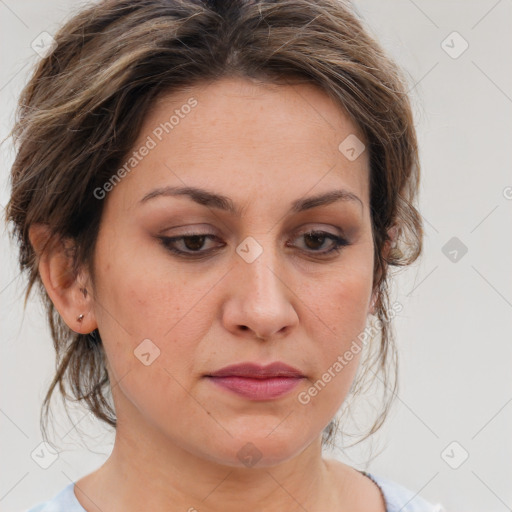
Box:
300;255;373;399
93;231;193;338
306;259;373;341
92;241;215;393
296;279;368;423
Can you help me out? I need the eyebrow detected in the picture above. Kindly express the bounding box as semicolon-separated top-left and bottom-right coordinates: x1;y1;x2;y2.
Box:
139;185;363;215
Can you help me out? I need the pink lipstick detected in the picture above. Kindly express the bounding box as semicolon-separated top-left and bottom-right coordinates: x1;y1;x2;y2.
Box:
205;362;305;400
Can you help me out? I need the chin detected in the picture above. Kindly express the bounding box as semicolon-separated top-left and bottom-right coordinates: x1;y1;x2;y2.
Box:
195;422;317;469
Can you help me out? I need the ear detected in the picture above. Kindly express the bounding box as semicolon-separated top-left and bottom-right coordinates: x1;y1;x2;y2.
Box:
28;223;98;334
368;225;398;316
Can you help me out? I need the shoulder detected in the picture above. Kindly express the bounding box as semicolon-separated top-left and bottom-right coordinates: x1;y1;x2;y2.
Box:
364;472;446;512
25;483;86;512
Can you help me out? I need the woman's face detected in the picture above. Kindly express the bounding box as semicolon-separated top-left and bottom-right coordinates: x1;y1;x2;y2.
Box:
90;77;375;467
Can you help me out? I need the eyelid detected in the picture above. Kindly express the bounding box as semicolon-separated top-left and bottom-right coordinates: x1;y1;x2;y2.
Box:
293;224;345;237
156;223;217;236
158;223;346;243
157;228;350;259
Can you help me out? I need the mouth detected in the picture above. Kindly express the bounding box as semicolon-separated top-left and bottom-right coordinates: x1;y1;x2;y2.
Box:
205;362;305;401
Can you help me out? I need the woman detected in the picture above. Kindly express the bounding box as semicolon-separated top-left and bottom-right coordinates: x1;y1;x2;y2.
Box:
6;0;444;510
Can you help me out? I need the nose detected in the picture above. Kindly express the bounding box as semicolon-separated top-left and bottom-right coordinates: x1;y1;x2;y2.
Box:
221;235;299;341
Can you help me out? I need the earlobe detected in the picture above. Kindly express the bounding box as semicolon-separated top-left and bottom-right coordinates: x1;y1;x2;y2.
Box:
28;223;97;334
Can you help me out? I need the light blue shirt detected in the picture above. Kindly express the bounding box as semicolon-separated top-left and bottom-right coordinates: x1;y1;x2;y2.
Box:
25;472;444;512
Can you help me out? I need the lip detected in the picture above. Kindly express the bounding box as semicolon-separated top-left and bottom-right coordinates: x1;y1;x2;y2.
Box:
205;362;305;401
207;362;304;379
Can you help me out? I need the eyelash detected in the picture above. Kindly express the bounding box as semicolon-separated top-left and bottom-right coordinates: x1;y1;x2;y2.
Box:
158;230;350;259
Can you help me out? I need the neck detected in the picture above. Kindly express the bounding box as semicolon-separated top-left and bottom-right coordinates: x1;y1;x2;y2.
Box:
76;422;336;512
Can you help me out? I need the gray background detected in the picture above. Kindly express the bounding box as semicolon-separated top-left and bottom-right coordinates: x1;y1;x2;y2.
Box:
1;1;511;511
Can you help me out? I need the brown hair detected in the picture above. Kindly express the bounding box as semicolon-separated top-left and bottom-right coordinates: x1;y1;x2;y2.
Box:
5;0;422;450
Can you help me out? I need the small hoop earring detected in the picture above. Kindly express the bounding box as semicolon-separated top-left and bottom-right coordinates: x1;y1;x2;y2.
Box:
77;314;84;322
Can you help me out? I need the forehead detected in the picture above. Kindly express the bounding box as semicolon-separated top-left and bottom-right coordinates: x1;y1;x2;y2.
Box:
109;76;370;213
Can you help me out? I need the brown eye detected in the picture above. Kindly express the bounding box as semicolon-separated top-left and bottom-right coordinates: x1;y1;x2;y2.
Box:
159;233;222;257
182;235;207;251
292;230;349;255
158;230;349;260
303;232;327;250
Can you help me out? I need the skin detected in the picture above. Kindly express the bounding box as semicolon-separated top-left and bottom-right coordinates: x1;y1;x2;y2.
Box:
30;77;390;511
